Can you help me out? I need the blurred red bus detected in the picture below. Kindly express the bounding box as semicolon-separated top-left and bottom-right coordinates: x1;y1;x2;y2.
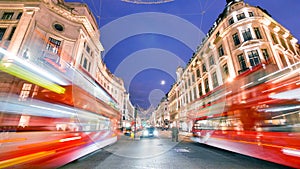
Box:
191;63;300;168
0;51;120;168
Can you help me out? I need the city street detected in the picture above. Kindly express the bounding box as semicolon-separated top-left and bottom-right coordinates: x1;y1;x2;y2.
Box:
59;130;290;169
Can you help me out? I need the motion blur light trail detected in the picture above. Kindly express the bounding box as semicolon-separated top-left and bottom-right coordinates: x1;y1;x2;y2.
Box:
0;47;120;168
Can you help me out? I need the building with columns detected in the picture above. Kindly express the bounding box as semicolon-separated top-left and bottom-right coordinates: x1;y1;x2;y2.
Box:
167;0;300;132
152;97;169;128
0;0;132;122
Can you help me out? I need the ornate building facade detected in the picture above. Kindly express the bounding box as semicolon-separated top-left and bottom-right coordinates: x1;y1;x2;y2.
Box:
167;0;300;132
0;0;132;121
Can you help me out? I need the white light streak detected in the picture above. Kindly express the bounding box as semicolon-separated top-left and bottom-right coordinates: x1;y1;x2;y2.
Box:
59;136;82;142
0;48;69;86
30;105;75;115
262;105;300;113
282;148;300;157
240;82;253;89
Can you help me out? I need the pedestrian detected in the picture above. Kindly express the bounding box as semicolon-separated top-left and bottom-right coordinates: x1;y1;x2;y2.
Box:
171;122;179;142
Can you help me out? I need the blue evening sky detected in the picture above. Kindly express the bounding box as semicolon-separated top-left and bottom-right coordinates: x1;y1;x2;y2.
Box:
65;0;300;109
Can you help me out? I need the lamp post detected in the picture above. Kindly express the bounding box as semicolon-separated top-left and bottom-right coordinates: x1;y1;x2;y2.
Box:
134;106;137;139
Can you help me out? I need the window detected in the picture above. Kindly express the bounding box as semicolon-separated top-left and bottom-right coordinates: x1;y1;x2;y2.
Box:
198;83;203;96
279;53;288;67
237;13;246;20
248;12;254;17
196;69;201;78
53;23;64;32
7;27;16;40
204;78;209;93
192;74;195;82
88;62;91;72
232;33;240;46
202;63;207;73
193;87;197;100
209;55;215;66
262;49;270;64
19;83;32;101
222;64;229;81
238;54;247;71
212;72;218;88
218;45;224;57
271;32;278;44
242;28;252;41
46;37;61;54
17;12;22;19
247;50;261;67
0;28;7;40
188;78;191;87
80;54;84;65
228;17;234;25
2;12;14;20
254;27;262;39
280;37;287;50
86;45;90;53
288;41;296;54
83;58;88;69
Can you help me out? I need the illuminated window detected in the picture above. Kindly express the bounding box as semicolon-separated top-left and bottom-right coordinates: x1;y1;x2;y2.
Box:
19;83;32;101
32;85;39;98
46;37;61;54
247;50;261;67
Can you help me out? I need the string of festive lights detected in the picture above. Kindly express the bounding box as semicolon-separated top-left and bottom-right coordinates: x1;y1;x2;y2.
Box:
121;0;174;5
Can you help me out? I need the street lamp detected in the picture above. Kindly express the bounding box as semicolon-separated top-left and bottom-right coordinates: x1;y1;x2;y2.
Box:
134;106;137;139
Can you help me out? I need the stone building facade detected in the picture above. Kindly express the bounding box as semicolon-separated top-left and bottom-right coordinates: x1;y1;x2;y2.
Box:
167;0;300;132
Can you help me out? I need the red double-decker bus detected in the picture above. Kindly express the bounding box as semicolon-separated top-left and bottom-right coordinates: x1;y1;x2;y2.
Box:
0;48;120;168
191;63;300;168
